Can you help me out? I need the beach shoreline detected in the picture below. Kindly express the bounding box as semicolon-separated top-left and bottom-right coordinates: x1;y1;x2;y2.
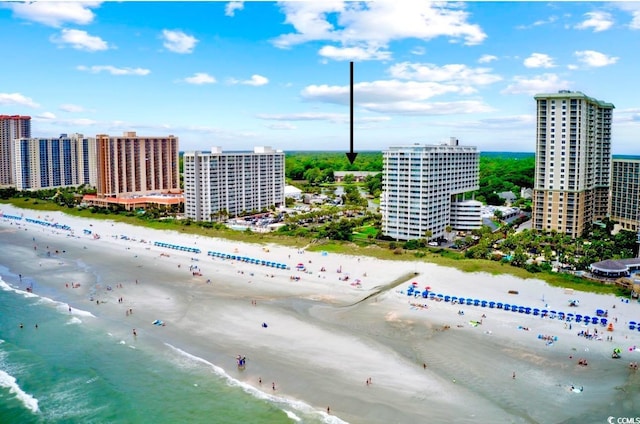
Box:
2;203;640;423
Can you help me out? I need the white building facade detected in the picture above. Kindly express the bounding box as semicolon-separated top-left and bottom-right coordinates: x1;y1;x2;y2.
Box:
450;199;483;231
381;138;480;241
183;146;285;221
13;134;97;190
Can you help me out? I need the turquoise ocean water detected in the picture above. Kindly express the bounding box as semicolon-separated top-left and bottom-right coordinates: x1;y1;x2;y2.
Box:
0;270;329;424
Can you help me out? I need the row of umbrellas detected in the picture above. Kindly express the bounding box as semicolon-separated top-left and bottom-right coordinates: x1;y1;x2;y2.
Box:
1;214;22;221
25;217;71;231
406;285;613;326
207;251;288;269
628;321;640;332
154;241;201;254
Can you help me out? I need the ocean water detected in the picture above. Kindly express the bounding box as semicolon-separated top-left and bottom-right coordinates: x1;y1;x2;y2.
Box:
0;274;331;424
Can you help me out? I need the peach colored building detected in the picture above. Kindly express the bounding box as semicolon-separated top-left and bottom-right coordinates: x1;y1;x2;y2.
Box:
0;115;31;186
96;131;180;198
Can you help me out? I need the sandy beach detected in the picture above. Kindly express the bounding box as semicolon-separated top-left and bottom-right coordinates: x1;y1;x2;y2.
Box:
2;203;640;423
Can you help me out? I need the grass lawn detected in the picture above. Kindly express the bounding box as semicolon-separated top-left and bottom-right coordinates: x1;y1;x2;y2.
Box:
1;198;628;297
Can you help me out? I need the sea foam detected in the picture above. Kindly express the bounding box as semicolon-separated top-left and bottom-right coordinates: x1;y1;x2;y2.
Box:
0;369;39;413
164;343;349;424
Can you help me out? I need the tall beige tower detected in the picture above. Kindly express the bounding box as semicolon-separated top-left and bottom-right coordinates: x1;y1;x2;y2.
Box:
96;131;180;198
532;91;613;237
0;115;31;186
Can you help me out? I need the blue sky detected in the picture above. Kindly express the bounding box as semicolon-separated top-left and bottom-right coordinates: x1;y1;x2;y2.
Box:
1;1;639;154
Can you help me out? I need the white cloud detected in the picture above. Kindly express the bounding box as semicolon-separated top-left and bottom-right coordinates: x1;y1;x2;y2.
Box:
257;112;347;123
184;73;216;85
613;3;640;29
301;80;475;105
410;46;426;56
575;11;614;32
478;54;497;64
574;50;619;67
229;74;269;86
38;112;56;120
50;29;109;51
257;112;391;124
388;62;502;86
272;2;486;61
523;53;555;69
0;92;40;108
361;100;494;115
318;44;391;61
59;104;85;113
225;1;244;17
161;29;198;54
266;122;296;130
77;65;151;76
6;1;100;27
516;15;558;30
502;73;571;95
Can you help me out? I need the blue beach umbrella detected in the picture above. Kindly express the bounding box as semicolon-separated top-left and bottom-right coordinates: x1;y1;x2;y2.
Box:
489;301;496;308
497;302;503;309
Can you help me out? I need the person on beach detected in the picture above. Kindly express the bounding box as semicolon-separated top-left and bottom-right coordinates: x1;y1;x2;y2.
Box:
272;382;276;391
133;329;137;337
512;371;516;379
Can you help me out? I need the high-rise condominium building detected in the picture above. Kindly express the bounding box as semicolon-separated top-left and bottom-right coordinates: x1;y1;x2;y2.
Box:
14;134;97;190
532;91;613;237
0;115;31;186
96;131;180;198
610;159;640;232
380;138;480;241
183;146;285;220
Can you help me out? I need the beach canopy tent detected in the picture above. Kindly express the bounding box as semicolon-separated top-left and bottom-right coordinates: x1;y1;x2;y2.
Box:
590;258;640;278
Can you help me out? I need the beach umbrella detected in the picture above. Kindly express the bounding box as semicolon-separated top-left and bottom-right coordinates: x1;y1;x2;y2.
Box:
444;295;451;302
459;297;466;304
489;301;496;308
466;299;473;305
422;291;428;298
429;293;436;298
497;302;503;309
600;318;608;326
504;304;511;311
412;281;419;286
592;317;599;325
630;321;637;325
525;307;532;314
518;306;525;313
533;308;539;316
473;299;480;306
437;294;444;299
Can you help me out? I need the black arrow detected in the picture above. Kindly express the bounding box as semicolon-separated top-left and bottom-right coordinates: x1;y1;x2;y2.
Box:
346;61;358;165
